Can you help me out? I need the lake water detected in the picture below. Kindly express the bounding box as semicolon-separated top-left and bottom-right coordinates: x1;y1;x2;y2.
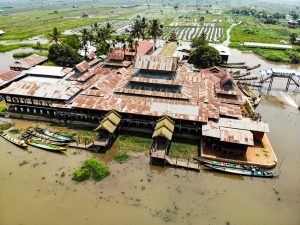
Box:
0;42;300;225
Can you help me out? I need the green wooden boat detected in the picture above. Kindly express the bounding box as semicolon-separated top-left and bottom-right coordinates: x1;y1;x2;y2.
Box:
0;132;28;149
26;139;67;151
26;129;62;142
22;133;67;146
36;128;73;142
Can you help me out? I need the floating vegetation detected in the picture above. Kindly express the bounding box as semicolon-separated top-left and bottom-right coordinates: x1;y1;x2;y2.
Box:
19;160;29;166
0;123;13;131
114;151;131;164
72;158;110;182
8;128;22;134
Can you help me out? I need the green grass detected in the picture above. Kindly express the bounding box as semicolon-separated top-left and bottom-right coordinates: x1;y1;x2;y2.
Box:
0;102;7;112
229;42;292;63
114;151;131;164
168;142;198;160
8;128;22;134
112;134;152;153
72;158;110;182
230;23;292;44
0;43;49;53
13;51;48;58
0;6;145;41
43;61;57;66
0;123;13;131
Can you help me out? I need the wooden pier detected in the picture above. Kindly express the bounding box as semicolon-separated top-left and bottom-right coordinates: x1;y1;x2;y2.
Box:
151;150;200;171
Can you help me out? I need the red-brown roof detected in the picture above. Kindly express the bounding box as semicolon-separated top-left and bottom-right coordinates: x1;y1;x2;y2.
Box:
0;70;23;88
111;39;154;57
75;61;90;73
107;53;124;61
10;54;47;70
86;52;97;60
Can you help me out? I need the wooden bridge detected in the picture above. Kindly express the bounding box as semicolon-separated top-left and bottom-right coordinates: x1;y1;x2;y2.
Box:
150;150;200;171
260;68;300;93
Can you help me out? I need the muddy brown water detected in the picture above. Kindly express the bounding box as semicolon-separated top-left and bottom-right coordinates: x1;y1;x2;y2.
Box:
0;49;300;225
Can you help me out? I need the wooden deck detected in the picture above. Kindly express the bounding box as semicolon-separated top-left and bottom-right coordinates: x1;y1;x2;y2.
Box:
151;150;200;171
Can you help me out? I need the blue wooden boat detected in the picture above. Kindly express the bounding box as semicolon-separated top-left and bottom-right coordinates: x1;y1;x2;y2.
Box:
203;163;279;178
35;128;73;142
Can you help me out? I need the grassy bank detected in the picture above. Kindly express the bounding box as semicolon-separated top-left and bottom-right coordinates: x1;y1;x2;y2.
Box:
13;51;48;58
229;42;297;63
112;134;152;153
0;43;49;53
169;142;198;160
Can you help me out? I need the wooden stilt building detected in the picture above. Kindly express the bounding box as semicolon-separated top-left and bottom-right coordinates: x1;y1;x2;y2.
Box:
92;110;122;152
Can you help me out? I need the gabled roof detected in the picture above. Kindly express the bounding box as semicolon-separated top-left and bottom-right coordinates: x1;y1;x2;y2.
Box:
152;126;173;141
155;116;175;133
95;118;117;133
220;73;234;88
94;110;122;133
106;110;122;125
75;61;90;73
134;55;178;72
86;52;97;60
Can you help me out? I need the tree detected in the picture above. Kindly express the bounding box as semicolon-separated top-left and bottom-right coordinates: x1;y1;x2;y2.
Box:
48;44;82;67
290;33;298;45
80;28;90;56
49;27;61;43
168;31;178;42
63;35;81;52
140;17;148;39
148;19;163;48
191;32;208;48
131;19;142;39
188;45;221;68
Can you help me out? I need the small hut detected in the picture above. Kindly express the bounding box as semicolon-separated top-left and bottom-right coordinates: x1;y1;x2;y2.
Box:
151;115;175;164
93;110;122;152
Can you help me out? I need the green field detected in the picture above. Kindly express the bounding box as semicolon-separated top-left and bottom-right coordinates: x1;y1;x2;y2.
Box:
0;5;145;41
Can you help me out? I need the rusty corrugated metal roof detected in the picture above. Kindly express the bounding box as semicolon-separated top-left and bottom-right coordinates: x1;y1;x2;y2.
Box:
134;55;178;72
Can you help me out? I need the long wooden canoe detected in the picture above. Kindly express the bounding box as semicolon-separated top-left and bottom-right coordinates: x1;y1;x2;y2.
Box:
0;132;28;148
194;157;261;170
22;133;67;146
36;128;73;142
26;139;67;151
26;129;62;142
202;163;279;178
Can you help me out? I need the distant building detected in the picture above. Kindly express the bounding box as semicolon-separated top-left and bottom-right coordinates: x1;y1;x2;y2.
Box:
213;45;231;63
288;20;299;28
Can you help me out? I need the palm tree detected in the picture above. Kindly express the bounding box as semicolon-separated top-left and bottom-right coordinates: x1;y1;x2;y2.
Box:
131;19;141;39
140;17;147;40
134;39;139;56
148;19;163;49
80;28;90;56
121;37;127;55
127;36;134;50
49;27;61;43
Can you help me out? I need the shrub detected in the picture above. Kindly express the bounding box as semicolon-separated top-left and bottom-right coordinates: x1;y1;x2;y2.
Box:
72;168;91;182
8;128;21;134
114;151;131;164
0;123;13;131
72;158;110;182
